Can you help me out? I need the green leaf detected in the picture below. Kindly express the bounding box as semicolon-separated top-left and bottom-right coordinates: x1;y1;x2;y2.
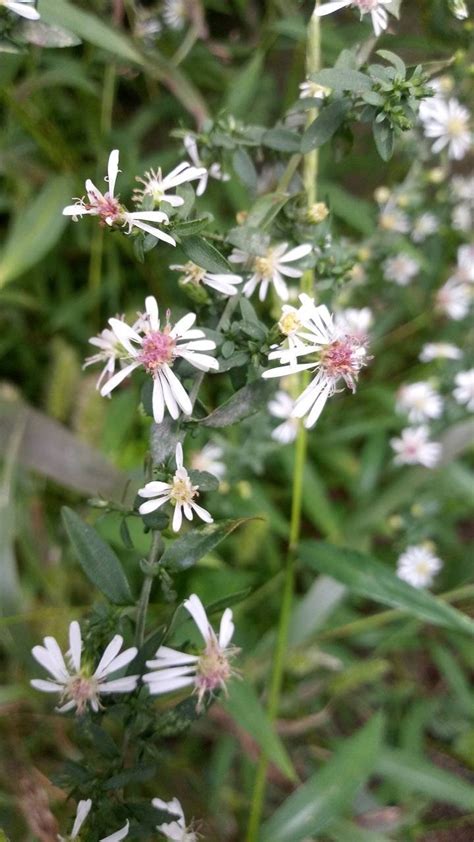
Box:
373;120;394;161
201;381;273;427
160;518;252;571
181;236;231;274
39;0;142;63
172;216;212;237
61;507;133;604
225;51;264;117
300;542;474;637
246;192;291;229
261;714;384;842
310;68;372;92
301;100;350;153
262;126;301;152
187;469;219;492
377;749;474;810
0;175;72;287
232;148;257;190
150;418;181;466
376;49;406;76
223;680;296;781
104;764;157;790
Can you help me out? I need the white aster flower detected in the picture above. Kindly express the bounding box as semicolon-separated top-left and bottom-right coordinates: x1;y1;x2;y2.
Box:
63;149;175;246
436;278;471;320
455;244;474;284
229;242;312;302
299;79;331;100
334;307;373;342
153;797;198;842
133;161;206;207
396;381;443;423
190;442;226;479
102;296;218;423
183;135;229;196
420;97;472;160
268;391;299;444
452;203;473;233
171;261;243;297
138;442;213;532
1;0;40;19
390;425;441;468
383;254;420;286
411;212;438;242
453;369;474;411
451;174;474;202
378;203;410;234
162;0;187;29
31;622;138;715
419;342;462;362
315;0;392;36
263;295;369;428
143;593;237;710
58;799;129;842
397;544;442;589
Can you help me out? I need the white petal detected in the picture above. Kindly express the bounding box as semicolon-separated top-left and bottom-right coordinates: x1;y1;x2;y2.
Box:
161;366;192;415
108;319;142;354
171;312;196;338
219;608;234;648
62;204;91;217
98;676;139;693
182;339;216;352
6;2;41;19
100;820;129;842
271;271;290;301
100;362;140;397
278;244;312;263
93;635;123;678
160;371;180;419
106;149;120;197
148;646;199;666
127;218;176;245
178;350;219;372
175;442;184;470
97;647;138;679
145;675;195;695
172;504;183;532
36;637;69;681
30;679;63;693
138;481;171;497
145;296;160;330
72;799;92;838
304;382;332;428
128;210;169;224
139;496;170;515
151;376;165;424
315;0;351;15
190;502;213;523
68;621;82;672
184;593;211;643
143;665;196;682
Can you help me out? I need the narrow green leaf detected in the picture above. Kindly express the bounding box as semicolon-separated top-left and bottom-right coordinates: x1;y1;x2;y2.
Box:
201;381;273;428
225;51;264;117
223;680;297;781
262;126;301;152
301;99;350;152
261;714;384;842
61;507;133;604
377;749;474;810
376;49;406;76
232;148;257;189
310;68;372;92
181;236;231;274
160;518;252;571
0;175;72;287
172;216;212;237
300;542;474;637
39;0;142;63
373;120;394;161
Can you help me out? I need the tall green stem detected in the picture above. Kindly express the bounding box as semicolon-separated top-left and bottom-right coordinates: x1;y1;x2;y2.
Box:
245;7;321;841
135;530;164;647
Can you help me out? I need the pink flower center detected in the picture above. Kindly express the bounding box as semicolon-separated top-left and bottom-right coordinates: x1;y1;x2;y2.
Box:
66;675;98;715
195;639;233;710
354;0;379;11
139;329;176;373
320;337;366;391
87;191;122;224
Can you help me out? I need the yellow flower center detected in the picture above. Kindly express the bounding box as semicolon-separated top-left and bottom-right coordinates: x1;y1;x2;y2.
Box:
279;311;301;335
254;253;275;280
181;262;207;285
171;473;198;505
447;116;467;137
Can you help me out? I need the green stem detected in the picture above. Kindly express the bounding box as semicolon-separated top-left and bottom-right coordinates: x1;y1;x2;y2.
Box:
246;8;321;841
190;292;241;408
135;530;164;647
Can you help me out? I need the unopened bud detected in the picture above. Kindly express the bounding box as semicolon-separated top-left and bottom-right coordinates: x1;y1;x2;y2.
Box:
307;202;329;223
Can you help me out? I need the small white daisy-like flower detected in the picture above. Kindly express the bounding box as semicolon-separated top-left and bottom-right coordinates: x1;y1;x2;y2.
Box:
419;342;462;362
143;593;237;710
229;242;312;302
63;150;176;246
334;307;373;342
315;0;392;36
268;391;299;444
452;203;473;233
31;622;139;715
153;797;198;842
58;799;129;842
170;261;243;297
436;278;471;320
420;97;472;160
183;135;229;196
162;0;187;29
133;161;206;207
383;254;420;286
378;204;410;234
411;212;438;243
453;369;474;411
397;544;443;589
299;79;331;100
455;244;474;284
138;443;213;532
190;442;226;480
263;296;369;428
1;0;40;19
451;174;474;202
390;425;441;469
396;381;443;423
101;296;218;424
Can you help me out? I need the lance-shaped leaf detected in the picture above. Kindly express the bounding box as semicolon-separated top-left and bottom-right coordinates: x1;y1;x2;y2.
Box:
261;714;384;842
300;542;474;636
377;749;474;810
160;518;252;571
181;236;232;274
62;507;133;604
201;381;273;428
301;99;350;152
223;679;297;781
309;67;372;92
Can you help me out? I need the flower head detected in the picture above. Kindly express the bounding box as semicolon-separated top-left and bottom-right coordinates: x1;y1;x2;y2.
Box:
171;261;243;297
1;0;40;18
31;622;138;714
419;342;462;362
153;797;198;842
133;161;206;207
183;135;229;196
397;544;442;589
411;212;438;243
190;442;226;479
138;443;213;532
63;150;176;246
143;593;237;710
420;96;472;160
163;0;188;29
383;254;419;286
436;278;471;320
390;426;441;468
396;381;443;423
453;369;474;411
100;296;218;423
315;0;392;36
229;243;312;302
58;799;129;842
299;79;330;100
